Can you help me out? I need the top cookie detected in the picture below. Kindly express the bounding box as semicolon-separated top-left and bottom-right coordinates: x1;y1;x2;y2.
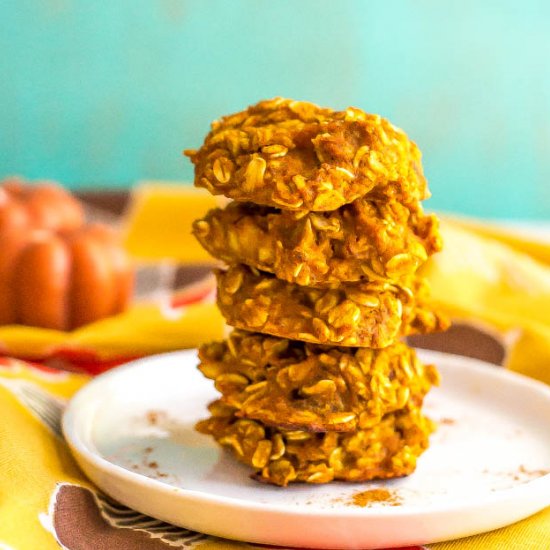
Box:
185;98;428;211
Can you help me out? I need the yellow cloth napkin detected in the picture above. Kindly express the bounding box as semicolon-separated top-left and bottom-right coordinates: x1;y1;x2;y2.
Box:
422;217;550;384
0;301;225;365
123;181;224;263
0;356;548;550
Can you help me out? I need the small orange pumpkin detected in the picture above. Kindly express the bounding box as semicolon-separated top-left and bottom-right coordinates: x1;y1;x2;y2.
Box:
0;224;134;330
0;177;84;234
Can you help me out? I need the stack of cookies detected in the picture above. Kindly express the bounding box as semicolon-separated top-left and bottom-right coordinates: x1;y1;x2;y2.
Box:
186;98;448;486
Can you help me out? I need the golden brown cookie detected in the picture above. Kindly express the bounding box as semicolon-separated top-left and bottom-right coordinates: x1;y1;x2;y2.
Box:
216;265;447;347
185;98;428;211
196;400;433;486
193;198;441;287
198;330;439;432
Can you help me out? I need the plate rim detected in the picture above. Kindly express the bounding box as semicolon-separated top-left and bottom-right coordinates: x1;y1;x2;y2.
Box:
62;348;550;519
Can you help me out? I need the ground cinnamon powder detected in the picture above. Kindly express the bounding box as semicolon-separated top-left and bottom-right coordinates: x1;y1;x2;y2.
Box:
351;488;401;507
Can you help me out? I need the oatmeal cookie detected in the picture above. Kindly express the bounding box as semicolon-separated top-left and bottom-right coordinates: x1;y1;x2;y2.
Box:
216;265;447;347
198;330;439;432
196;400;433;486
185;98;428;211
193;198;441;287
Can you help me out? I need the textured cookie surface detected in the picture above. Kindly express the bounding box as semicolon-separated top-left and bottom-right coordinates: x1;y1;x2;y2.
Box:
185;98;428;211
216;265;447;347
198;330;439;432
197;400;433;486
194;198;441;287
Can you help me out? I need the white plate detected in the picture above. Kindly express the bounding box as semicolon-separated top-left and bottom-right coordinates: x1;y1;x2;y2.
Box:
62;349;550;549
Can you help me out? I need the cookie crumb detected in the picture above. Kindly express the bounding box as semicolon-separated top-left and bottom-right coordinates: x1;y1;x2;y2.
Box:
146;410;166;425
518;465;550;478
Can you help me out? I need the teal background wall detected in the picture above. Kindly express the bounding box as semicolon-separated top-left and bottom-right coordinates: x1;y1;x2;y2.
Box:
1;0;549;219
